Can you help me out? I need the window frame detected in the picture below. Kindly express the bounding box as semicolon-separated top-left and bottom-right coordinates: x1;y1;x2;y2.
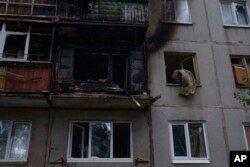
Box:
0;23;30;61
161;0;192;24
230;56;250;87
220;0;250;26
67;121;133;163
169;122;210;164
0;120;32;162
164;52;200;86
243;124;250;150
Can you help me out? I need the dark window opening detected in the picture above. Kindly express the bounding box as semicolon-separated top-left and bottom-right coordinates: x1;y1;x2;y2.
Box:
6;23;29;32
74;51;127;89
3;35;26;59
113;123;131;158
71;123;89;158
164;54;196;84
28;35;51;61
74;52;109;81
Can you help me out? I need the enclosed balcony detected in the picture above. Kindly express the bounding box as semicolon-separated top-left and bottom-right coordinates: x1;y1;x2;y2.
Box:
0;0;148;25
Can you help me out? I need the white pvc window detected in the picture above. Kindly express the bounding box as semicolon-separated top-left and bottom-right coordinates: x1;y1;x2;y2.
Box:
162;0;192;23
221;1;250;26
0;121;32;162
67;121;132;162
169;122;210;163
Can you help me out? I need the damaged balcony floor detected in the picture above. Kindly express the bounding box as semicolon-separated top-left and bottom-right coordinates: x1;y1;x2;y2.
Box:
52;92;153;110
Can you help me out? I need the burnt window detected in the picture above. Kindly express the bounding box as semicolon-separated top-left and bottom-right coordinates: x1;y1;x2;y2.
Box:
164;53;199;84
74;51;127;89
231;56;250;87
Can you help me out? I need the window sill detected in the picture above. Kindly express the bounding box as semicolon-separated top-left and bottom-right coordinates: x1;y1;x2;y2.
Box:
224;24;250;28
172;159;210;164
67;158;133;163
161;21;193;25
0;160;28;163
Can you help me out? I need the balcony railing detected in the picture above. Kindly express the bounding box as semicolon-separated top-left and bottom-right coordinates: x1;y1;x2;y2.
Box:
0;0;148;24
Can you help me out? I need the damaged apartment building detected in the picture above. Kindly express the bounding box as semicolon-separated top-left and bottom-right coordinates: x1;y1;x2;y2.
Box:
2;0;250;167
0;0;154;167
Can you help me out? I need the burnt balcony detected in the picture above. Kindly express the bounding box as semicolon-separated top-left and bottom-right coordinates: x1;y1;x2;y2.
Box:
0;0;148;25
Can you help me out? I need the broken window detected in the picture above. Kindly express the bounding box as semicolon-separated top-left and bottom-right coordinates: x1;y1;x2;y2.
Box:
170;122;209;163
231;57;250;87
0;23;53;61
164;53;199;84
221;1;250;25
162;0;191;23
0;121;31;161
68;122;132;161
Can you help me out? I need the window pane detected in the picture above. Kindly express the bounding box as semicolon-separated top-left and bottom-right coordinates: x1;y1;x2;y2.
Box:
245;126;250;150
172;125;187;156
9;122;30;159
188;123;207;157
221;2;234;24
91;122;111;158
113;123;131;158
3;35;26;59
162;0;175;21
71;123;89;158
235;3;248;25
175;0;191;22
0;121;10;160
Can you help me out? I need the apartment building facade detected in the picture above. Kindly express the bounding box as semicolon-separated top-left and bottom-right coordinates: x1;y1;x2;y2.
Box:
148;0;250;167
0;1;153;167
1;0;250;167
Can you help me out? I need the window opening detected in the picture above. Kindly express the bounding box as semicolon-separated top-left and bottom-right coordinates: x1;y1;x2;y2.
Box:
221;1;250;25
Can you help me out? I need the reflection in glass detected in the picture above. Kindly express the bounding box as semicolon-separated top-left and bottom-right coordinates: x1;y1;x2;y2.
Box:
9;123;30;159
0;121;10;160
175;0;191;23
188;123;207;157
172;125;187;156
91;122;111;158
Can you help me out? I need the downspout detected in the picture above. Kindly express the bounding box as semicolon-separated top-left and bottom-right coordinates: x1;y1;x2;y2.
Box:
44;93;54;167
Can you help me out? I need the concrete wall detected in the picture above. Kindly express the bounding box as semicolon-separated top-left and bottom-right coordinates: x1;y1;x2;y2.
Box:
148;0;250;167
0;108;49;167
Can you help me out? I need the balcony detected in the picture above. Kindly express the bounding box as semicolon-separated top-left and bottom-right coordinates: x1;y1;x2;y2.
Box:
0;0;148;25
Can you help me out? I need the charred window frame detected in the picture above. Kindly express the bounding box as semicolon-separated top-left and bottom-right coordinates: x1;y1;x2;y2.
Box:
164;53;200;85
162;0;192;23
220;0;250;26
0;22;53;62
0;120;32;162
230;56;250;87
67;121;133;162
169;122;210;164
